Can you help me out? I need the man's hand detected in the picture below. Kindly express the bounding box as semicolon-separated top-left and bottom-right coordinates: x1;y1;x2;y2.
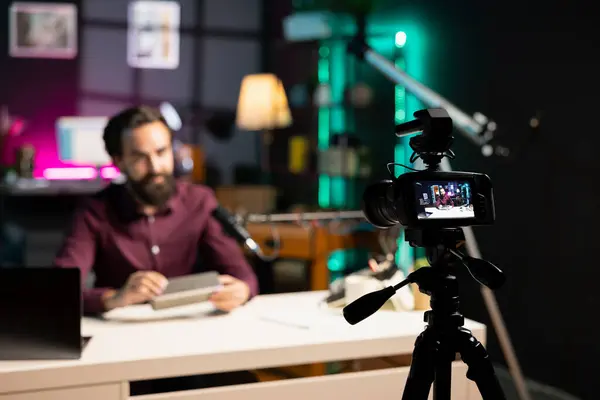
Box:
209;274;251;312
104;271;168;311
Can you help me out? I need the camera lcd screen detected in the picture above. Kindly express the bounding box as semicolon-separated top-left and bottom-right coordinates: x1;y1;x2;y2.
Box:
414;180;475;220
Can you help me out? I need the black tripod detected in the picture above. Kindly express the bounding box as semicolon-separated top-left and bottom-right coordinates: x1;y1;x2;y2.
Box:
343;228;507;400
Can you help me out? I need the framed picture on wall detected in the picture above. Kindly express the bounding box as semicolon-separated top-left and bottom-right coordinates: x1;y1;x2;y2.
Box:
9;2;77;59
127;0;181;70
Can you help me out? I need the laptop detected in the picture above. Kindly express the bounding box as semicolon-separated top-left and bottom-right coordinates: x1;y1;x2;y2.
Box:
0;267;90;360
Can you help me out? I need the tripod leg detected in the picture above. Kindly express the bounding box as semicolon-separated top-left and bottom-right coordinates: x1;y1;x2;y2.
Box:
433;341;455;400
444;159;531;400
402;328;436;400
455;327;506;400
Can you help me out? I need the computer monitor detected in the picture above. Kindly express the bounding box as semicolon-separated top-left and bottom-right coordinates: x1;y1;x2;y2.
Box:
56;116;111;166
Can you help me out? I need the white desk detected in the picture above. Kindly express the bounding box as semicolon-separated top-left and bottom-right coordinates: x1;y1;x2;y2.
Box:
0;291;486;400
422;206;474;219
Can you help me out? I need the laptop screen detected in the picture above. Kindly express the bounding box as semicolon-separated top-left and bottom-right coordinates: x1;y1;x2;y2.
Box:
0;267;83;360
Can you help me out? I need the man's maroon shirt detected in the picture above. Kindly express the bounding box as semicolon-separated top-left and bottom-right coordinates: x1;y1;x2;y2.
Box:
53;181;258;314
435;193;454;208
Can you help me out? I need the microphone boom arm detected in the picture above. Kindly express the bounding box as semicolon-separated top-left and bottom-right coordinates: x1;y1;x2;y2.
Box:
347;40;504;155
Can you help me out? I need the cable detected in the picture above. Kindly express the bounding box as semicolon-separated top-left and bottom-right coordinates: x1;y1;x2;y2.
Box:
386;162;420;178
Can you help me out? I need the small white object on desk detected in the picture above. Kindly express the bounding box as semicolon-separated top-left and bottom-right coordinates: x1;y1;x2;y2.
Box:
344;275;383;305
385;269;415;312
343;271;415;312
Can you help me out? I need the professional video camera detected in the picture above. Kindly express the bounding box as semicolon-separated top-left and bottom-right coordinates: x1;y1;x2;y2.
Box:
362;108;495;230
344;108;507;400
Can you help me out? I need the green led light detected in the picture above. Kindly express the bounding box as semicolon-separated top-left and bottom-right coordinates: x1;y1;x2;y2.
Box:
318;175;331;208
318;42;350;209
327;250;346;272
394;46;413;273
327;249;369;275
395;109;406;122
319;46;330;58
317;56;330;84
317;108;330;150
317;46;331;208
330;43;346;134
395;31;407;48
394;144;405;177
330;176;347;208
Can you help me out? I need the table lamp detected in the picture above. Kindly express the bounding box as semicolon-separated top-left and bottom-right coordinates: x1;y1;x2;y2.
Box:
236;74;292;183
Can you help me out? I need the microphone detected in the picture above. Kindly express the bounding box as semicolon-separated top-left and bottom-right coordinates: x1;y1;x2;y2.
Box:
211;205;260;255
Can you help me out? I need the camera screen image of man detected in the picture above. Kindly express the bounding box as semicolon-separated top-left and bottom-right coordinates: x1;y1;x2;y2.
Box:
435;187;454;209
53;106;258;394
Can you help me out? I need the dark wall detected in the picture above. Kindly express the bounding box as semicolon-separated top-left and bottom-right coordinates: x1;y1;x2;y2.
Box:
370;1;598;398
0;0;80;166
264;1;319;207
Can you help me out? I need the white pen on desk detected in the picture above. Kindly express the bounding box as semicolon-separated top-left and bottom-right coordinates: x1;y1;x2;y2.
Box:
259;317;310;330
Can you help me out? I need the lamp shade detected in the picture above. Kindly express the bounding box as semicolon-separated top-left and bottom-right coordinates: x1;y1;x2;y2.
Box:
236;74;292;131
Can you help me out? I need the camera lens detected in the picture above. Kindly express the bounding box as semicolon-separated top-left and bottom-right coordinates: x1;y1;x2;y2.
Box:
361;180;399;228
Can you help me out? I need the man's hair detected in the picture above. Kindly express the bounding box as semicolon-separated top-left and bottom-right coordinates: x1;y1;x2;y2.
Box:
103;105;170;157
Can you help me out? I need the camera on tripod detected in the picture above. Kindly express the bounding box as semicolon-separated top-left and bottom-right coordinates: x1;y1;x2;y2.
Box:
344;108;507;400
362;108;496;230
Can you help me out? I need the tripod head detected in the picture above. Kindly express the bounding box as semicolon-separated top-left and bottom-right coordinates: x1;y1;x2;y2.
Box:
343;227;505;325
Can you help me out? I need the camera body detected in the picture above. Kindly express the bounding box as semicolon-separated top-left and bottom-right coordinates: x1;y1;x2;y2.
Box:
362;170;495;229
361;108;496;230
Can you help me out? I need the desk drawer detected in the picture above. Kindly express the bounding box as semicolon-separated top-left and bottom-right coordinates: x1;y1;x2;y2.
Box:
131;362;479;400
0;383;124;400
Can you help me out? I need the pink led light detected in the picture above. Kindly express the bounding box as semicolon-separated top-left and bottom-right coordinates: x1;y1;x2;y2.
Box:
8;118;25;136
100;166;120;180
43;167;97;180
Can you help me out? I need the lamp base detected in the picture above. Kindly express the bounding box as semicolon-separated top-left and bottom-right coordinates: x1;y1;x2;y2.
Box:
260;130;274;184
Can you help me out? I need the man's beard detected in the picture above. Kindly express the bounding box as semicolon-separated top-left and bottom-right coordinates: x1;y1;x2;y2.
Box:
127;173;176;208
